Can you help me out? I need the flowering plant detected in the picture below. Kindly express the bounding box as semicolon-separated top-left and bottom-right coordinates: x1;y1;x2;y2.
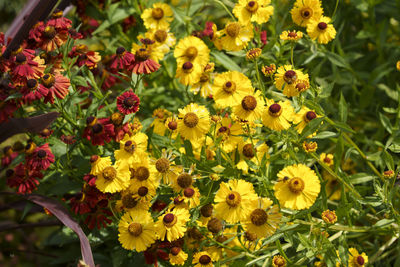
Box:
1;0;400;266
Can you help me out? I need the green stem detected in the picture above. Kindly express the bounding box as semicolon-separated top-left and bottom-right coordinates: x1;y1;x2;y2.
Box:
213;0;236;21
290;43;295;66
332;0;340;18
255;59;265;96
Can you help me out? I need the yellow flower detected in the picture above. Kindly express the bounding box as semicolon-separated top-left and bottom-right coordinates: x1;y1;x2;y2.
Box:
272;255;286;267
280;30;303;41
303;141;318;153
243;198;282;239
246;48;262;60
261;64;276;76
233;0;274;25
213;71;254;109
114;132;148;166
233;90;265;122
117;189;151;213
293;106;319;134
174;36;210;66
175;61;202;86
90;155;112;176
191;63;215;98
214;179;258;223
307;16;337;44
321;209;337;224
320;153;334;166
397;60;400;71
156;208;190;242
171;165;196;192
177;103;210;141
383;170;395;179
274;164;321;210
235;140;269;174
291;0;323;27
141;3;173;30
169;247;188;266
217;22;254;51
215;117;244;152
192;251;214;267
95;161;130;193
131;42;165;63
150;149;182;184
182;186;201;209
118;211;157;252
348;248;368;267
145;28;176;52
262;99;295;131
274;65;309;97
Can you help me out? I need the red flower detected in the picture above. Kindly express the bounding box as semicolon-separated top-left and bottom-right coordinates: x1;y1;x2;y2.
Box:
42;73;70;103
69;44;101;69
47;11;72;30
203;21;216;40
101;69;121;90
26;143;55;171
0;90;18;123
110;47;135;71
261;30;267;47
84;199;113;230
39;128;54;139
38;25;69;52
144;242;170;267
21;78;48;103
110;112;132;142
12;53;45;85
132;46;160;74
116;90;140;115
83;117;115;146
83;174;97;187
28;22;45;43
6;163;43;194
61;135;76;144
1;146;18;167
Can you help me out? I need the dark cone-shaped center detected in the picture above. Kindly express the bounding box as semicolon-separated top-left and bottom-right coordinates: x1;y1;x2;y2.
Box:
243;143;256;158
116;46;125;55
200;203;213;217
305;111;317;121
152;7;164;20
92;123;103;134
183;112;199;128
226;22;241;38
128;222;142;236
170;247;181;256
241;95;257;111
250;208;268;226
138;186;149;197
37;149;47;159
288;177;305;194
177;173;193;189
183;187;195;197
207;217;223;233
268;103;282;117
136;166;150;181
318;22;328;30
155;158;169;173
199;255;212;265
122;193;138;208
27;79;38;89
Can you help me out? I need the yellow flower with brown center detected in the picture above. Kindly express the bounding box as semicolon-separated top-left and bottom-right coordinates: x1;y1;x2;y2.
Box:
114;132;148;166
262;99;295;131
213;71;254;109
169;246;188;266
348;248;368;267
272;255;286;267
217;22;254;51
320;153;334;166
155;208;190;242
274;65;309;97
290;0;323;27
262;64;276;76
177;103;210;141
95;161;130;193
191;63;215;98
233;0;274;25
150;149;182;184
293;106;320;134
118;211;157;252
214;179;258;223
192;251;214;267
274;164;320;210
246;48;262;60
174;36;210;66
233;90;265;122
215;117;244;152
280;30;303;41
322;209;337;224
175;61;203;85
141;3;173;30
306;16;337;44
302;141;318;153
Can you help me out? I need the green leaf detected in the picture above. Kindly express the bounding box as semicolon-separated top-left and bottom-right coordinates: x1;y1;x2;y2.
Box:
349;173;376;184
379;113;392;134
339;93;348;122
326;51;349;68
300;117;324;139
312;131;337;139
211;51;241;71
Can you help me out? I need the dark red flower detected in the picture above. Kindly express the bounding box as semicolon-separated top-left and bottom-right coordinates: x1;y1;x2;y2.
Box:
1;146;18;167
152;200;168;212
83;117;115;146
39;25;69;52
39;128;54;139
261;30;267;47
144;242;170;267
110;46;135;71
132;46;160;74
28;22;46;43
83;174;97;187
21;78;48;103
203;21;216;39
116;90;140;114
42;73;70;103
0;90;18;123
26;143;55;171
122;16;136;32
69;44;100;69
47;11;72;30
61;134;76;144
101;69;121;90
84;200;113;230
11;53;45;85
6;163;43;194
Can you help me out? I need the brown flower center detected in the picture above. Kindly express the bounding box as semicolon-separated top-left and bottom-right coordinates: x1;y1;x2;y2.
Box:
92;123;104;134
318;22;328;30
184;187;195;197
216;235;228;243
200;204;213;217
123;97;136;108
250;208;268;226
355;255;365;266
301;8;313;19
244;231;258;241
177;173;193;189
151;7;164;20
168;120;178;130
37;149;47;159
124;140;136;153
288;177;305;194
135;48;150;62
44;26;56;39
102;166;117;181
116;46;125;55
122;193;138;208
296;82;307;92
273;256;286;267
155;158;170;173
268;103;282;117
199;255;212;265
225;191;241;207
226;22;241;38
163;213;177;227
42;74;55;88
138;186;149;197
170;247;181;256
305;111;317;121
187;227;203;240
241;95;257;111
288;31;297;38
183;112;199;128
111;112;124;126
15;53;26;64
283;70;297;84
185;46;198;61
154;30;168;43
243;143;256;158
207;217;223;233
246;1;259;13
135;166;150;181
128;222;142;236
182;61;193;73
222;81;236;94
27;79;38;89
199;73;209;83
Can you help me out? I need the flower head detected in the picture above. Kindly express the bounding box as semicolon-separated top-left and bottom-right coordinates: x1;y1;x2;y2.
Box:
117;90;140;115
155;208;190;242
306;16;336;44
233;0;274;25
348;248;368;267
177;103;210;141
141;3;173;30
291;0;323;27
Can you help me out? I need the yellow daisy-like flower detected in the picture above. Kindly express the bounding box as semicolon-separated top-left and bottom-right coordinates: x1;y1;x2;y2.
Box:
169;247;188;266
293;106;319;134
321;209;337;224
191;63;215;98
291;0;323;27
175;61;202;86
348;248;368;267
274;164;321;210
233;0;274;25
128;181;156;203
192;251;214;267
155;208;190;242
151;150;182;184
141;3;173;30
217;22;254;51
171;166;196;192
243;197;282;239
114;132;148;166
306;16;337;44
272;255;287;267
95;161;130;193
213;71;254;109
90;155;112;176
280;30;303;41
233;90;265;122
181;186;201;209
302;141;318;153
145;28;176;52
246;48;262;60
261;64;276;76
320;153;334;166
262;99;295;131
274;65;309;97
174;36;210;66
215;117;244;153
118;211;157;252
177;103;210;141
117;189;151;213
131;42;165;63
214;179;258;223
128;155;160;188
150;108;171;136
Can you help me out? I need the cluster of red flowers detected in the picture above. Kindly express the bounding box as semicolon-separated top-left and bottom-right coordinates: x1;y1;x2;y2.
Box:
5;141;54;194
